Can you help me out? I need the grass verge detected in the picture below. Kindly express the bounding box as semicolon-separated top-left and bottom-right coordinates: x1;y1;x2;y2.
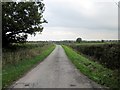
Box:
62;45;119;88
2;44;55;88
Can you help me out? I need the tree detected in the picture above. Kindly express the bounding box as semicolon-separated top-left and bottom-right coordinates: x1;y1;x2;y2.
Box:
76;38;82;43
2;1;46;47
101;40;104;43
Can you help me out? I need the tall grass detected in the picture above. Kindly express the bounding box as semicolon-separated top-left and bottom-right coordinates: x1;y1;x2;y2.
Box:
2;42;49;67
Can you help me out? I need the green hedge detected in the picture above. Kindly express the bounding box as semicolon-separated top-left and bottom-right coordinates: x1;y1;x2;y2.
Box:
69;43;120;70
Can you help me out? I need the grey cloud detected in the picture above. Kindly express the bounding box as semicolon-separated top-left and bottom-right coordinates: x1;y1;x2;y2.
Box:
43;1;117;31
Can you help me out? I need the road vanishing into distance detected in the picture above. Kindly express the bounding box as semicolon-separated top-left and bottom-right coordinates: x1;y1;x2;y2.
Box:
11;45;102;88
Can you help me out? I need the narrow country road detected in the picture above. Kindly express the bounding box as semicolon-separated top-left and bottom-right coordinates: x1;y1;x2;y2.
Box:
11;45;102;88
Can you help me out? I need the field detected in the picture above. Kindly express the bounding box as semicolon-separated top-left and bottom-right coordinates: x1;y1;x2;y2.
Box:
2;42;55;88
62;42;120;88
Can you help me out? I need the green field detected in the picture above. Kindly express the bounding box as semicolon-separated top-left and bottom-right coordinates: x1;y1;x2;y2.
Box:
62;45;119;88
2;43;55;88
75;41;118;45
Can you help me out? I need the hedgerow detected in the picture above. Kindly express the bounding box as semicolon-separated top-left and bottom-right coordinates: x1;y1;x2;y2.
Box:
69;43;119;70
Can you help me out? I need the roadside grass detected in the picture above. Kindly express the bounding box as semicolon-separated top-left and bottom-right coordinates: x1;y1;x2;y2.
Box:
62;45;119;88
2;44;55;88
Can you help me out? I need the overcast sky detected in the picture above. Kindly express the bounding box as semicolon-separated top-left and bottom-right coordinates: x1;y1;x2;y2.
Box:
27;0;118;41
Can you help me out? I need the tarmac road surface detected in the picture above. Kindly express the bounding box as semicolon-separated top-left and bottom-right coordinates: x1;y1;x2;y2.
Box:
11;45;102;88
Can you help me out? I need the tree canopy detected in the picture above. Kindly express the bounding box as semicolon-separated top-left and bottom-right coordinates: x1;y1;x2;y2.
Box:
76;38;82;43
2;1;46;46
